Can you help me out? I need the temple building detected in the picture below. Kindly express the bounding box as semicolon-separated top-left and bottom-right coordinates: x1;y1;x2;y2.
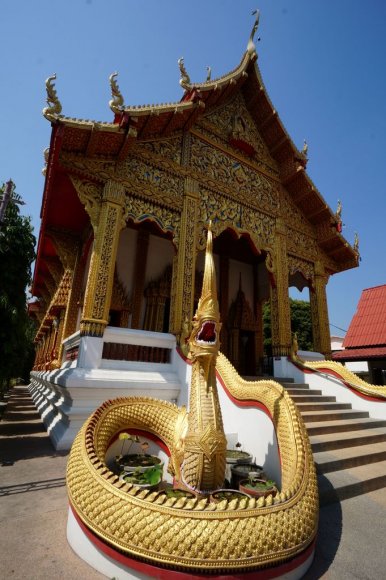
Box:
29;30;359;448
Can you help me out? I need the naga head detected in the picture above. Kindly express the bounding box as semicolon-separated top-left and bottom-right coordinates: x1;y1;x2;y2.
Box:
189;223;222;361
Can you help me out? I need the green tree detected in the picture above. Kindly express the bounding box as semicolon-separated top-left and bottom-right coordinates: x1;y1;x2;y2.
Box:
0;183;36;394
263;298;313;353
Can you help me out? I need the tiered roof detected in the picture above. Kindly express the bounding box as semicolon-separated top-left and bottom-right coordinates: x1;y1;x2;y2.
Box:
32;22;359;300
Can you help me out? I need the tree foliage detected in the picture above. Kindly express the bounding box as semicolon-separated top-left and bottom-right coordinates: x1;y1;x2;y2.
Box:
0;184;36;392
263;298;313;354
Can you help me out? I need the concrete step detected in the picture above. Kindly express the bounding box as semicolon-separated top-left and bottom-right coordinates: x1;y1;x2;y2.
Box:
314;442;386;474
310;428;386;453
296;402;352;412
318;460;386;505
301;409;369;422
305;418;386;436
290;394;337;403
286;388;323;396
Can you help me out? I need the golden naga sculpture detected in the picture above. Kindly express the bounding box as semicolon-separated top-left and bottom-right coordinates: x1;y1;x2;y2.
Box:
43;74;62;120
109;71;125;113
290;342;386;400
67;226;319;573
182;223;227;491
178;57;191;90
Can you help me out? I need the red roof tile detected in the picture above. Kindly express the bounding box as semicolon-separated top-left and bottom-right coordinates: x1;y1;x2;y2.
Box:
343;284;386;348
333;346;386;361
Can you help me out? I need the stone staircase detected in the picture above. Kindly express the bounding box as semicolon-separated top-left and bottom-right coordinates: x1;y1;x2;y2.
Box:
282;380;386;505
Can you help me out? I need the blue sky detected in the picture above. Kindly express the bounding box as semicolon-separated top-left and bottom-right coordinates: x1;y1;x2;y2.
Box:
2;0;386;335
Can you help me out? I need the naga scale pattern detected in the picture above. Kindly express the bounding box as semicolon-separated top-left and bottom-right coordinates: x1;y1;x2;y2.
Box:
67;354;318;573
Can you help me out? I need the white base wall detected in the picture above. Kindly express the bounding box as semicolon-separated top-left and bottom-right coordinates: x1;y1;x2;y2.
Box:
273;356;386;420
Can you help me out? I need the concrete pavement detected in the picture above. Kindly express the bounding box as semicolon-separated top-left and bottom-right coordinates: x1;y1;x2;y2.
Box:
0;385;385;579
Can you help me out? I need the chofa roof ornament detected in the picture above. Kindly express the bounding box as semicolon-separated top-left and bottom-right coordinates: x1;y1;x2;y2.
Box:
43;74;62;121
109;72;125;113
247;9;260;55
178;57;191;90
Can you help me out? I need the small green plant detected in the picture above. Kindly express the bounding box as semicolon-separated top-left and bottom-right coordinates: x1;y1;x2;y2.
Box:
122;464;163;486
118;432;139;457
245;475;276;490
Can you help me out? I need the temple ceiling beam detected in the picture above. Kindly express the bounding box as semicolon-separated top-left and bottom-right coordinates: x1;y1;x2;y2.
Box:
117;124;138;161
85;124;102;157
282;165;305;186
269;135;288;156
259;110;278;131
182;101;206;132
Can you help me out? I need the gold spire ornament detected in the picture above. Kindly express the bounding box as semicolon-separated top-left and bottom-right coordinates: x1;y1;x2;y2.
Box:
247;9;260;55
353;232;359;253
43;74;62;120
178;57;191;90
109;72;125;113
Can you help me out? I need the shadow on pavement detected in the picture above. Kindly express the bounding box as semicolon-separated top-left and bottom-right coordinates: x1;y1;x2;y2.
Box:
0;435;68;462
302;474;343;579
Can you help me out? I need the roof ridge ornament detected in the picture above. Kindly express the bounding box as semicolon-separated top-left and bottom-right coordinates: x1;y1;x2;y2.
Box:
206;66;212;81
109;72;125;113
247;9;260;56
178;57;191;90
43;74;62;121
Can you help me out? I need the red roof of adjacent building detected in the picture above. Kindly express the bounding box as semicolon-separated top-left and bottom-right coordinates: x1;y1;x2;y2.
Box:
333;346;386;361
343;285;386;348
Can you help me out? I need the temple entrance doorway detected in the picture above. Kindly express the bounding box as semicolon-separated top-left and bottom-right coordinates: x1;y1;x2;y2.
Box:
116;220;176;333
197;228;270;376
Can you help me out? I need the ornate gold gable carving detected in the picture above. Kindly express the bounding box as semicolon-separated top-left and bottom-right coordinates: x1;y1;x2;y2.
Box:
198;92;277;173
197;188;275;252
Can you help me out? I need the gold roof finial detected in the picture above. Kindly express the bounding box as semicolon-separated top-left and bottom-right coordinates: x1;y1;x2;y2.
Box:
335;199;342;220
353;232;359;253
109;72;125;113
43;74;62;120
247;9;260;55
178;57;191;90
42;147;50;176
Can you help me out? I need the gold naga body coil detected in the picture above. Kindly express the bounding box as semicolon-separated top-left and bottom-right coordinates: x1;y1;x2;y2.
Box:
67;358;319;572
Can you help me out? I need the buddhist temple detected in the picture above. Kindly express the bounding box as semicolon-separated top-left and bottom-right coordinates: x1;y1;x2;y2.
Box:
29;12;359;449
27;12;386;580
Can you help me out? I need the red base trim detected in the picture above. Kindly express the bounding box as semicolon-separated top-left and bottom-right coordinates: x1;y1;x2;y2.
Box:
70;503;315;579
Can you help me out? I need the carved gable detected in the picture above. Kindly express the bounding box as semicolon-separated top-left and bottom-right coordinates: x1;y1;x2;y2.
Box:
197;92;277;173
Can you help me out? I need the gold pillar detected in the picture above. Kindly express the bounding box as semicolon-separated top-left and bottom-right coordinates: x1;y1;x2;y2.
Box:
48;230;81;364
59;249;83;345
310;261;332;358
270;219;291;356
131;230;150;329
170;177;199;334
50;310;65;369
80;180;126;337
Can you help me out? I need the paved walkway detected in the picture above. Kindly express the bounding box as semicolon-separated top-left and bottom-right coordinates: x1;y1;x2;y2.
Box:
0;385;385;579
